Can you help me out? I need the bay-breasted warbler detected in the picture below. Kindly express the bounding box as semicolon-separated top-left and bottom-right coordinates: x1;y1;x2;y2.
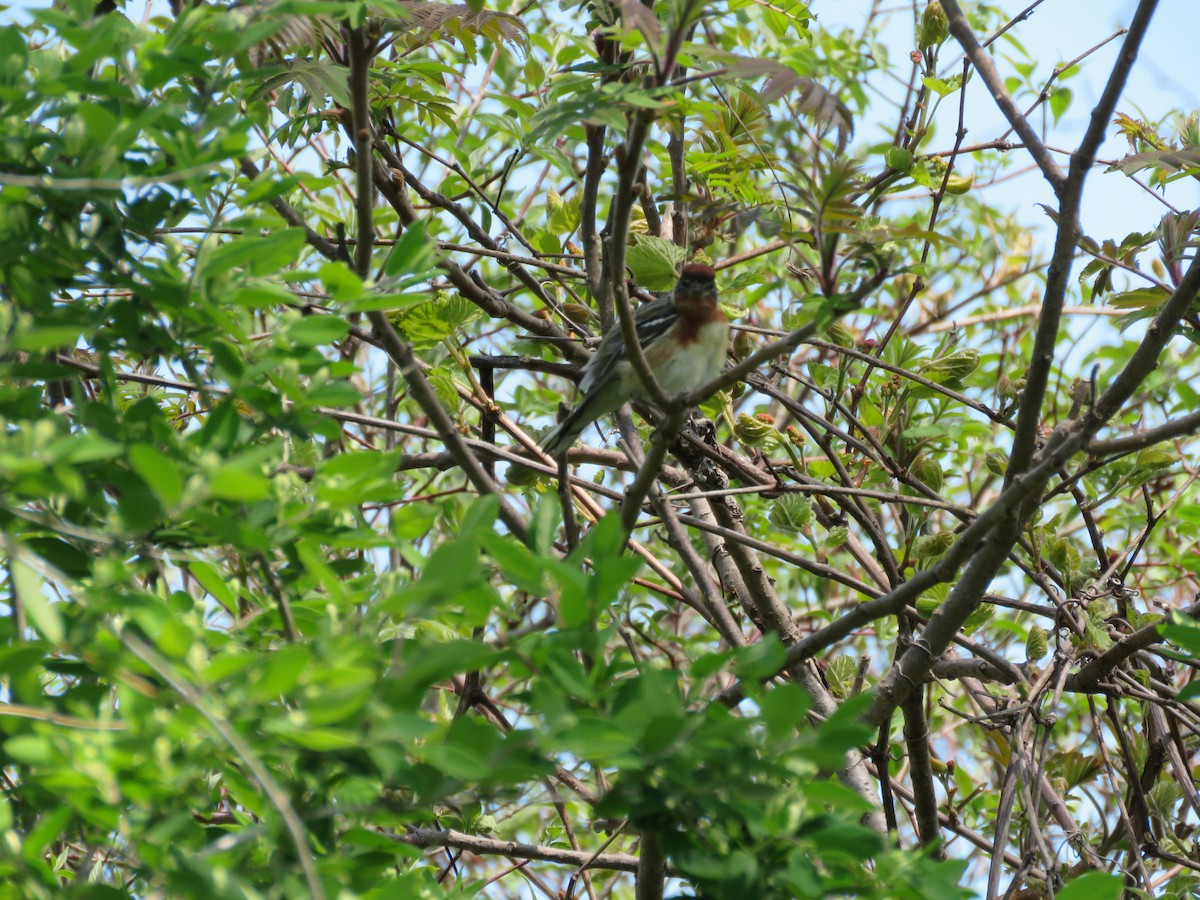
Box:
541;263;728;456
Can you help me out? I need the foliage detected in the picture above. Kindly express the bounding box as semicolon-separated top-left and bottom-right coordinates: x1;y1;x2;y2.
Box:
1;0;1199;897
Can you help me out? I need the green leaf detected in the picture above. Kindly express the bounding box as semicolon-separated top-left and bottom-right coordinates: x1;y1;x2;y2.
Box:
187;560;238;612
47;433;123;464
306;381;364;408
625;235;688;291
10;550;64;644
557;715;638;760
289;59;352;107
13;324;86;352
921;74;962;97
24;538;90;579
399;294;483;348
735;635;787;681
1057;872;1123;900
391;640;501;698
428;718;494;779
383;219;439;277
4;734;53;766
884;145;914;174
1107;286;1170;309
285;314;351;347
1176;681;1200;702
266;720;362;751
1107;147;1200;176
1164;617;1200;656
757;682;809;741
545;188;581;235
481;531;548;594
247;644;311;700
208;465;271;502
346;290;429;312
23;804;72;861
317;261;364;301
769;494;813;532
570;514;641;610
232;280;299;308
128;444;184;507
203;228;308;279
425;366;463;417
1048;86;1072;123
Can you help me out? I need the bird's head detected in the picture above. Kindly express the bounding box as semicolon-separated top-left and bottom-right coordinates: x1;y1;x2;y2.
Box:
674;263;718;309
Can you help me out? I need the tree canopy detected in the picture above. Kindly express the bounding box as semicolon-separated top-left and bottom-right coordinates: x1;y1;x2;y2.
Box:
1;0;1199;897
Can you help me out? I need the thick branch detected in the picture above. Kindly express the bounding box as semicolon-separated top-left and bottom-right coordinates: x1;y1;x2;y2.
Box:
609;112;672;410
634;832;666;900
1089;408;1200;456
395;827;644;874
902;691;942;853
620;407;686;533
1006;0;1158;480
347;26;375;278
1068;602;1200;692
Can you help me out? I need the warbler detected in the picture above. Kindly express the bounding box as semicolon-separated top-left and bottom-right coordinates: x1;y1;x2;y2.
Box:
540;263;729;456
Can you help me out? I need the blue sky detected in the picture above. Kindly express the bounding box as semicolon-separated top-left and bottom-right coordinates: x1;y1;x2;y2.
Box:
817;0;1200;243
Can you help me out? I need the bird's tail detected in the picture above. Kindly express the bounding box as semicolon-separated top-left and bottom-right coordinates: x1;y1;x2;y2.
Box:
539;404;591;457
539;384;619;457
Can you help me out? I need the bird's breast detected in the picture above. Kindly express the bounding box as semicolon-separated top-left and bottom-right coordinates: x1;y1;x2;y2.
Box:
645;318;730;396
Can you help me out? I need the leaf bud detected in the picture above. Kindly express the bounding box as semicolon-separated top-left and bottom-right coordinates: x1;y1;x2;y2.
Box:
825;525;849;549
769;494;814;533
734;413;778;448
732;328;756;360
825;655;858;699
919;1;950;51
985;449;1008;477
919;348;980;385
506;462;547;489
825;320;855;348
880;373;903;398
1026;625;1048;661
912;531;954;560
943;172;975;194
910;453;944;492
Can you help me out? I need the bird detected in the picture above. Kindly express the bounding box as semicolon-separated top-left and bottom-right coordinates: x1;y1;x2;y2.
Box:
540;263;729;456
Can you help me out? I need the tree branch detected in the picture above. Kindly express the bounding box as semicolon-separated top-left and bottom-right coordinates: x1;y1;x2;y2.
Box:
395;827;644;874
1006;0;1159;481
902;691;942;853
1089;408;1200;456
634;832;666;900
347;25;375;278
